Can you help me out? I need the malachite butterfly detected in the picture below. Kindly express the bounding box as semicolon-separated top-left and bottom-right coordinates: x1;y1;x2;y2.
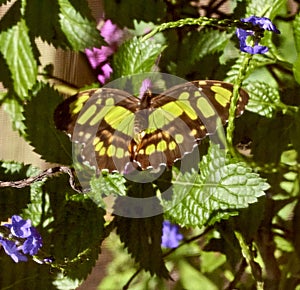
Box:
54;80;249;173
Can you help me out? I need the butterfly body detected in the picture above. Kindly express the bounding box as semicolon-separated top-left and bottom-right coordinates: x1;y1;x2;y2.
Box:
54;80;249;173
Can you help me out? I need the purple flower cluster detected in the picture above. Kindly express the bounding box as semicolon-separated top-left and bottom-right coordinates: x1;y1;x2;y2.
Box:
85;19;125;84
0;215;43;262
236;16;280;54
161;220;183;249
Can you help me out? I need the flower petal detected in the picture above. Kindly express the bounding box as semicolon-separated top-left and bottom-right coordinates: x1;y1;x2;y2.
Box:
161;220;183;249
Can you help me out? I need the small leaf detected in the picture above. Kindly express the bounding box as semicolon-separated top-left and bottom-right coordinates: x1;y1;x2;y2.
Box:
88;172;126;208
293;13;300;53
293;54;300;85
164;144;269;227
23;84;72;164
112;37;165;78
178;260;218;290
58;0;103;51
244;82;282;118
2;96;26;135
0;20;38;98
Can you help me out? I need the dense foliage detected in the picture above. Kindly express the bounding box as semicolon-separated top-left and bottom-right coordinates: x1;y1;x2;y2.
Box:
0;0;300;289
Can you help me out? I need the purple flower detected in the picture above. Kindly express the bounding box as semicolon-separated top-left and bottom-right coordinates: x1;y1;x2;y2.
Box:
242;16;280;33
0;238;28;263
22;227;43;255
0;215;43;262
98;63;113;84
139;78;152;98
7;215;32;238
100;19;125;49
161;220;183;249
236;16;280;54
85;19;125;84
85;46;114;69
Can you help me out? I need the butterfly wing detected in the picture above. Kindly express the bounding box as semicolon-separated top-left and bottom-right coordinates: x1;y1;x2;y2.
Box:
54;88;139;172
132;80;249;169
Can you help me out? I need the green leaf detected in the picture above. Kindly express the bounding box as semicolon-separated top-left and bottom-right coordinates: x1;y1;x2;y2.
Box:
200;251;226;273
246;0;285;19
189;29;231;62
23;84;72;164
114;182;169;278
88;172;126;208
244;82;282;118
44;174;106;281
2;95;26;135
293;54;300;85
112;37;165;78
115;214;169;278
251;115;291;164
104;0;166;28
164;144;269;227
0;20;38;98
24;0;69;48
293;13;300;53
225;52;276;84
178;260;218;290
52;274;82;290
0;1;21;30
0;161;32;220
290;111;300;161
58;0;103;51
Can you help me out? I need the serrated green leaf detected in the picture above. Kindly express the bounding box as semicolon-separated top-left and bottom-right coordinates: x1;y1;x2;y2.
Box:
225;52;276;84
293;13;300;53
164;144;269;227
0;53;13;93
88;172;126;207
2;95;26;135
24;0;69;47
44;174;106;281
58;0;103;51
115;213;169;278
0;20;37;98
112;37;165;78
246;0;285;19
190;29;231;62
0;1;21;30
51;198;105;280
244;82;282;118
23;84;72;164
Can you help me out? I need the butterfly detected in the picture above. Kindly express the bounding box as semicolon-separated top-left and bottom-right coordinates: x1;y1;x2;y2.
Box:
54;80;249;173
